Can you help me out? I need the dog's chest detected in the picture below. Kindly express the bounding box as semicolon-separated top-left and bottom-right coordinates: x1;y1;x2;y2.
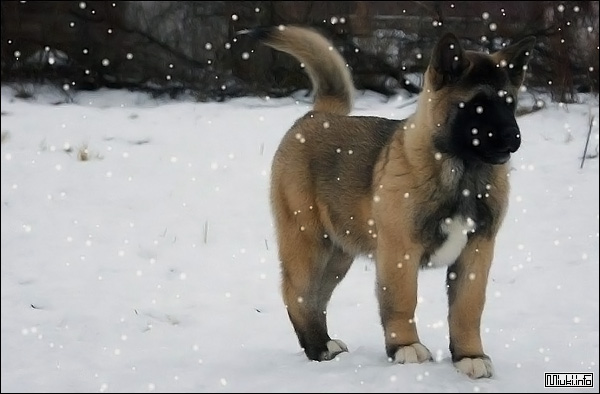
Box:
428;215;475;267
419;162;496;267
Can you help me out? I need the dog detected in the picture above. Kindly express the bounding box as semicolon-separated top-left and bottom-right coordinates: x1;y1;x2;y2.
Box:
248;25;535;379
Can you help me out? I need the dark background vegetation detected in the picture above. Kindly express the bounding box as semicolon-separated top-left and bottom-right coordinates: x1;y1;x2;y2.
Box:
1;1;598;103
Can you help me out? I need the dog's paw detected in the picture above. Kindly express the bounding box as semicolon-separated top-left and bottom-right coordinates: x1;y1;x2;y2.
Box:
319;339;348;361
392;343;432;364
454;356;494;379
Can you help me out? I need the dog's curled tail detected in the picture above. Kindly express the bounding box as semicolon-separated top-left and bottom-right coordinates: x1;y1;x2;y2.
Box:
242;25;354;116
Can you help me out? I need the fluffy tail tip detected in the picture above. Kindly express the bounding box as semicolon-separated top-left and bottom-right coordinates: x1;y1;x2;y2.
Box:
235;26;280;40
235;25;285;40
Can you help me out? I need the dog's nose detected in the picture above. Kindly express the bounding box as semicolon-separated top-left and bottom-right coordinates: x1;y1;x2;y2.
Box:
498;126;521;153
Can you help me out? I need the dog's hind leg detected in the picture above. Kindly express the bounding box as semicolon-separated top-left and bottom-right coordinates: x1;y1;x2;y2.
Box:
318;247;354;313
277;218;353;361
314;246;354;357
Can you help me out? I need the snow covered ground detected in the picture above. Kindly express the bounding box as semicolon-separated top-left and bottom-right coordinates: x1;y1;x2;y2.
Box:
1;84;598;393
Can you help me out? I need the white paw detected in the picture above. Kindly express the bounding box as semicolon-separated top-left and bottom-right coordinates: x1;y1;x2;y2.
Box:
393;343;432;364
454;357;494;379
319;339;348;361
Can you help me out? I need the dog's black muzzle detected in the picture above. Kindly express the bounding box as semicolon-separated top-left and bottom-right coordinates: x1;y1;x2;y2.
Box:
445;93;522;165
482;125;521;164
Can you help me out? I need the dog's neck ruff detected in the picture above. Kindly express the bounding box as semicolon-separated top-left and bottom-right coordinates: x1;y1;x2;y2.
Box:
439;157;465;190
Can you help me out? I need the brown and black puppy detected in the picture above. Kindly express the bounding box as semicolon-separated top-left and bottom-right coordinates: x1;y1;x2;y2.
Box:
250;25;535;379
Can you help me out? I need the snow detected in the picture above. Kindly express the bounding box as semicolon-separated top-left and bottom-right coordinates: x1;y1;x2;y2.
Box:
1;85;598;393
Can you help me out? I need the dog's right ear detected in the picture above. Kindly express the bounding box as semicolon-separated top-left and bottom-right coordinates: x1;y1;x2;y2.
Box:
428;33;470;91
493;35;536;88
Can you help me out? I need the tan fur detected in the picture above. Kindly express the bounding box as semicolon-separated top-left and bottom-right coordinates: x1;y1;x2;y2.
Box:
265;25;535;376
261;25;354;115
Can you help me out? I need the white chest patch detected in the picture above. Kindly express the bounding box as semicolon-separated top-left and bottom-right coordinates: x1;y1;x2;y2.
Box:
429;215;476;268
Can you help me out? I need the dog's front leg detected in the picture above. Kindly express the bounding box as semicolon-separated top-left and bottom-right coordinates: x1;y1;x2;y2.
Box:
447;236;495;378
375;233;432;364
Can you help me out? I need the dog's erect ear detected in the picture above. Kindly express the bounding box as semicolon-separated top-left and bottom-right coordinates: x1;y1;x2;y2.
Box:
494;36;536;87
429;33;470;91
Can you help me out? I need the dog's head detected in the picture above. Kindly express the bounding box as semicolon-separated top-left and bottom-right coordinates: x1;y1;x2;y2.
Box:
424;33;536;165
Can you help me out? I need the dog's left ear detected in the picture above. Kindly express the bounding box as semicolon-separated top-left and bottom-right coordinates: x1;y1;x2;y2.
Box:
429;33;470;91
494;36;536;87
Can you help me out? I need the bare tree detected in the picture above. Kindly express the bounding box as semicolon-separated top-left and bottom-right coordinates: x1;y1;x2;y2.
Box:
1;1;597;101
